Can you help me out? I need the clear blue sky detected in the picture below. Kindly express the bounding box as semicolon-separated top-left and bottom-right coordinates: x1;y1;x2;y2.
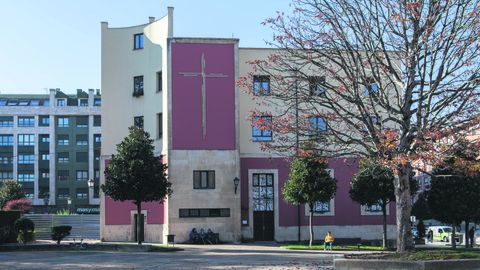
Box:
0;0;291;94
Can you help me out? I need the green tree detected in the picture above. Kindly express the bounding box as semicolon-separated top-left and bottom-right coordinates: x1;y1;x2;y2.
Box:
283;156;337;246
0;180;25;209
349;159;395;249
429;138;480;248
101;127;172;244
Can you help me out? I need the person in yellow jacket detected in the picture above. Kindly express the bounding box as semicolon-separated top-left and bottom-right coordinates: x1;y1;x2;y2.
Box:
324;231;334;251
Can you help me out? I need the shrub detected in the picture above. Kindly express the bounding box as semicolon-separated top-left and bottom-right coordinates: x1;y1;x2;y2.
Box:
56;209;76;215
3;198;32;213
14;217;35;244
0;211;21;243
52;226;72;244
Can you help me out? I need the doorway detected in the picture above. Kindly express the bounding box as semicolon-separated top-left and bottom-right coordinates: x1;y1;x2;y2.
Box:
252;173;274;241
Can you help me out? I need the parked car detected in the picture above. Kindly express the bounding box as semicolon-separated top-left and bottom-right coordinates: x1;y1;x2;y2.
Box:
428;226;462;243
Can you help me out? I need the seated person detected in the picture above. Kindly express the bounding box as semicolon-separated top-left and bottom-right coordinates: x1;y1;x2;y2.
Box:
189;228;198;243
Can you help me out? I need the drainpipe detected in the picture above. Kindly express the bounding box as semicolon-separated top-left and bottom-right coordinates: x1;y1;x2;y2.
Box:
294;69;301;243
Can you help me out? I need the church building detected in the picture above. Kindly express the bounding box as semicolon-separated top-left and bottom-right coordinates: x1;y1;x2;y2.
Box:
100;7;396;243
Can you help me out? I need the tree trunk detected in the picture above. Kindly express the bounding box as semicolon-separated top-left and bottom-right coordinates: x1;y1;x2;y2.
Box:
465;220;470;248
451;223;457;249
309;203;314;247
137;203;142;245
393;167;414;252
382;201;388;249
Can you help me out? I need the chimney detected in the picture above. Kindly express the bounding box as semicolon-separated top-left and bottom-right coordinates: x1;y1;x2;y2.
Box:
167;7;174;38
149;17;155;23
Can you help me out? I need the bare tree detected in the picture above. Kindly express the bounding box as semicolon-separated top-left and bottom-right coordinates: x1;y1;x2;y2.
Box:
241;0;480;251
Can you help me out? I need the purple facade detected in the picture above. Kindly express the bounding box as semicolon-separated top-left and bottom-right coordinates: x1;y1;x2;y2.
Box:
171;42;236;150
240;157;396;226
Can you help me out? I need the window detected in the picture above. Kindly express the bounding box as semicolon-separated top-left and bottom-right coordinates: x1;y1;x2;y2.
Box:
252;174;274;211
0;171;13;180
364;78;379;96
18;155;35;164
179;208;230;218
79;99;88;106
134;116;144;129
18;116;35;127
309;116;327;140
0;100;6;106
25;192;34;199
57;99;66;107
7;100;17;106
94;150;100;161
94;98;101;106
313;201;330;213
0;117;13;127
39;116;50;126
94;134;101;143
134;33;144;50
253;75;270;96
0;135;13;146
157;71;162;92
364;203;383;212
309;76;326;96
58;170;69;181
18;134;35;146
18;173;34;182
40;135;50;143
30;100;40;106
76;116;88;127
0;156;12;164
43;100;50;106
76;170;88;181
157;113;163;138
76;188;88;199
76;152;88;163
58;152;69;163
57;188;69;199
252;116;272;141
57;117;69;127
76;135;88;146
94;115;101;127
18;100;29;106
133;76;144;96
41;172;49;179
41;153;50;161
193;170;215;189
57;135;69;146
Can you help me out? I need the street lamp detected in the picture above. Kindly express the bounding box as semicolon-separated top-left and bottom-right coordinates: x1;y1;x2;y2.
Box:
87;179;94;189
67;197;72;213
233;177;240;194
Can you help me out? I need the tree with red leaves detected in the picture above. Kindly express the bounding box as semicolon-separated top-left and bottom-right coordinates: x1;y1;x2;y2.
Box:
241;0;480;251
3;198;32;213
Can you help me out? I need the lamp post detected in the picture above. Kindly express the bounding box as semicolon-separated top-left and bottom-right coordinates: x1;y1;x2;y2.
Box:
87;179;94;189
44;193;49;214
233;177;240;194
67;197;72;213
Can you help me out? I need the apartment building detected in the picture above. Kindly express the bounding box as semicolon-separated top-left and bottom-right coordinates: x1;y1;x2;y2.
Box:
0;89;101;213
101;8;396;243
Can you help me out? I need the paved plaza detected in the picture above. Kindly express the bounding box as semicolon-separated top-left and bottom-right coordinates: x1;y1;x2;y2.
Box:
0;244;335;270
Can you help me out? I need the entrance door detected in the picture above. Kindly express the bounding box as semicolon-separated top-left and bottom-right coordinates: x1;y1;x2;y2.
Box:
253;173;274;241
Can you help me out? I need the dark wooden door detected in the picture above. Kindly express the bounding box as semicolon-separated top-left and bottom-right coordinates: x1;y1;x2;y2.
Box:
253;173;275;241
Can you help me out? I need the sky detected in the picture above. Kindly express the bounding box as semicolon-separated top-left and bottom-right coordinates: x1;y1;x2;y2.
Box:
0;0;291;94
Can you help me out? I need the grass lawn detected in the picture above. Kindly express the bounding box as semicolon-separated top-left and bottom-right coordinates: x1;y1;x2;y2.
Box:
392;249;480;260
282;245;387;251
